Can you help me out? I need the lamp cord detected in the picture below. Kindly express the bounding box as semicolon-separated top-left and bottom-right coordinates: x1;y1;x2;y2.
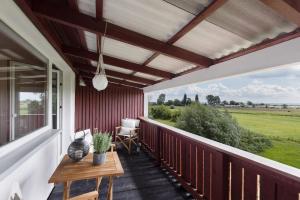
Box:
96;21;107;74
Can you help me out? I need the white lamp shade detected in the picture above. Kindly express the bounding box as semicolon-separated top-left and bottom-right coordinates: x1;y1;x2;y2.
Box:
92;73;108;91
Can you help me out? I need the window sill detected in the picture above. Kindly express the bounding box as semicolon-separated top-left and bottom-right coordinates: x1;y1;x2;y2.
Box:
0;129;60;180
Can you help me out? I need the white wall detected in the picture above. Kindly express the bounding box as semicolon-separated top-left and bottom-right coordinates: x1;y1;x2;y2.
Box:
0;0;75;199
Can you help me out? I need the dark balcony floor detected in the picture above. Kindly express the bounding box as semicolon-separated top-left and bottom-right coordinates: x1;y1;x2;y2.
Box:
48;148;186;200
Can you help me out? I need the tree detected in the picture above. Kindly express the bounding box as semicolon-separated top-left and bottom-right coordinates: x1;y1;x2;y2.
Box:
195;94;199;103
230;100;236;105
176;103;272;153
206;95;221;105
186;98;192;105
174;99;182;106
214;96;221;105
222;100;228;105
206;95;215;105
28;100;41;114
247;101;253;106
157;94;166;105
165;100;174;106
182;94;187;106
282;104;288;109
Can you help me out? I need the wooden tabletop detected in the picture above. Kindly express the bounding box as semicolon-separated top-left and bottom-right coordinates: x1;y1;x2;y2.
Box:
49;152;124;184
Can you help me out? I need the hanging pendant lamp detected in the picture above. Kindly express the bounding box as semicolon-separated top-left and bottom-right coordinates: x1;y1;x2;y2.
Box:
93;22;108;91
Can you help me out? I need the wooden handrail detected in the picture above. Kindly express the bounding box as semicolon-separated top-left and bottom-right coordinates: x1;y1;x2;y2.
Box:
139;116;300;200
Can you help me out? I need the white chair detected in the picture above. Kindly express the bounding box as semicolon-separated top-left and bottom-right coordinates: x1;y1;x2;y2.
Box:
115;118;140;154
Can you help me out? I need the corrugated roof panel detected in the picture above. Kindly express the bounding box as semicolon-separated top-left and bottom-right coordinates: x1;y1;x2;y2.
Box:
148;55;196;73
105;64;133;74
107;75;123;80
103;37;154;64
174;20;252;59
134;72;162;81
103;0;194;42
206;0;297;43
77;0;96;17
163;0;213;15
84;31;97;52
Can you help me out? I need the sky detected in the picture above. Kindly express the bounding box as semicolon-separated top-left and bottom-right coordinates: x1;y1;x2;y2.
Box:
148;64;300;104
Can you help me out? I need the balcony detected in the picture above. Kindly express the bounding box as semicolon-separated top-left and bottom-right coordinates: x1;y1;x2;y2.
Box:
1;0;300;199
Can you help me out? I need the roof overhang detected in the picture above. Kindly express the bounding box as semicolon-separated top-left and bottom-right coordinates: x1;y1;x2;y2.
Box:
144;37;300;92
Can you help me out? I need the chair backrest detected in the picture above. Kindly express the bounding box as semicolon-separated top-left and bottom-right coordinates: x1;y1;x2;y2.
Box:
122;118;140;128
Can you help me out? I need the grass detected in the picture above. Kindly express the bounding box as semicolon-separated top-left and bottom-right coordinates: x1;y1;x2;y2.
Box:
229;112;300;141
259;140;300;168
150;105;300;168
226;108;300;168
155;119;176;127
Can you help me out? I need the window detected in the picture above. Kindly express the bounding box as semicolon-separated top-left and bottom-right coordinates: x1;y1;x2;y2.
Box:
52;66;62;130
0;21;48;147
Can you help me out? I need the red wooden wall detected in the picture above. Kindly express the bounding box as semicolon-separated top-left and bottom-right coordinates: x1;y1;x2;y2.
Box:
75;84;144;134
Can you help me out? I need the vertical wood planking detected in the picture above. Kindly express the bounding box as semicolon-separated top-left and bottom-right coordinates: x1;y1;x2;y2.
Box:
75;84;143;134
204;150;212;199
244;167;257;200
190;143;197;189
231;159;243;200
260;175;277;200
197;146;204;194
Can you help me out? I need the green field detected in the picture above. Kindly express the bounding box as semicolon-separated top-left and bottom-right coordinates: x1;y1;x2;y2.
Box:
150;106;300;168
227;108;300;168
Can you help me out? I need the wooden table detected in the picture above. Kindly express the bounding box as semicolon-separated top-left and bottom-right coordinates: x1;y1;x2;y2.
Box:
49;152;124;200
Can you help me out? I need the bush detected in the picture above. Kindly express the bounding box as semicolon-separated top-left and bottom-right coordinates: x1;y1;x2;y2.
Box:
239;129;272;153
150;105;172;119
171;110;181;122
175;104;272;153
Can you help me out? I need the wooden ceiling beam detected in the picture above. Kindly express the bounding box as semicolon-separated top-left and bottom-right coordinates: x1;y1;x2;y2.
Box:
142;0;227;66
168;0;228;44
260;0;300;27
83;76;145;89
14;0;78;73
62;46;174;79
108;78;145;89
32;1;212;67
82;75;145;88
75;63;154;85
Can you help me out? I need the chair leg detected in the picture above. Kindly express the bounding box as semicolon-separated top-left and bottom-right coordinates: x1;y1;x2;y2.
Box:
128;139;131;154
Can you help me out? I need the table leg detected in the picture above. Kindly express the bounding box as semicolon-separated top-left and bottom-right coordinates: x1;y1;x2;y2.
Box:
106;176;113;200
63;181;71;200
96;177;102;192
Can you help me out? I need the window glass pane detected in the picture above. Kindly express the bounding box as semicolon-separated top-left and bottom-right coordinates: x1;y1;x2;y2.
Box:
0;21;48;146
13;63;47;140
52;71;58;129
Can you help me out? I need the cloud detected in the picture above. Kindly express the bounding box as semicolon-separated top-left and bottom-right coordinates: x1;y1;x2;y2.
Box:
149;80;300;104
149;64;300;104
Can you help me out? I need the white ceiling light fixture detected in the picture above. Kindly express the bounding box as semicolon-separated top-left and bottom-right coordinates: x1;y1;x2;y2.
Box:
92;22;108;91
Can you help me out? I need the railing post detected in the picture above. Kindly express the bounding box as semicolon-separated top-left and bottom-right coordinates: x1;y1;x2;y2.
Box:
156;126;161;164
211;152;229;200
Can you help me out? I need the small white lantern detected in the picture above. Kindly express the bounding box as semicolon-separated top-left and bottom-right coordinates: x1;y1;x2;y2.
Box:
92;71;108;91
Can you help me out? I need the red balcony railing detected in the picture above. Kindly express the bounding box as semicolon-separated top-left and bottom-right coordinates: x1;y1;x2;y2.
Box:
139;117;300;200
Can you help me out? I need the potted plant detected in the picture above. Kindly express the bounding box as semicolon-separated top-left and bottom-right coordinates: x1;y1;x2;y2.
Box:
92;132;112;165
